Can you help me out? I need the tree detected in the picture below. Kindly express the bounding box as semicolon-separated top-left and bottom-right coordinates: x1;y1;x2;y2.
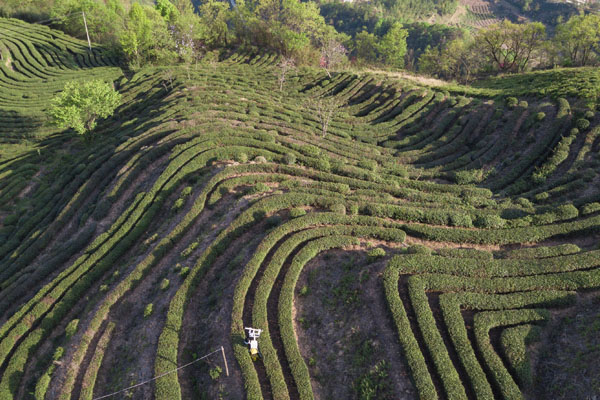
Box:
120;3;174;68
377;22;408;68
156;0;178;22
168;3;203;65
554;14;600;66
475;20;546;73
354;31;378;65
277;57;296;91
419;37;482;83
197;0;231;49
48;80;121;135
241;0;333;60
49;0;126;50
306;95;341;137
320;37;347;77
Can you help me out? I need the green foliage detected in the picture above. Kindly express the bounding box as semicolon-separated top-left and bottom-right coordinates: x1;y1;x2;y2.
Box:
474;214;505;229
209;366;222;380
367;247;386;260
353;361;392;400
406;244;431;255
376;23;408;68
65;319;79;339
160;278;170;291
156;0;178;22
284;153;296;165
554;14;600;67
120;3;174;68
506;97;519;108
144;303;154;318
576;118;590;130
289;207;307;218
48;80;121;135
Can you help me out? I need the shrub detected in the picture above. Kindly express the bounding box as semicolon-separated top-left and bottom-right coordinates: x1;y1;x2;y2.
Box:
330;204;346;215
358;159;378;172
449;213;473;228
248;182;270;195
144;303;153;318
582;202;600;215
65;319;79;339
554;204;579;220
535;112;546;121
474;214;505;229
284;153;296;165
518;101;528;109
584;110;595;119
160;279;170;291
576;118;590;130
254;156;267;163
209;366;222;380
453;169;484;184
406;244;431;255
389;164;408;178
506;97;518;108
171;198;184;212
235;152;248;163
289;207;307;218
367;248;386;260
266;215;282;228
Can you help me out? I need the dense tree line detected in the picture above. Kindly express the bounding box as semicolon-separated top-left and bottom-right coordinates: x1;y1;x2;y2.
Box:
418;14;600;83
1;0;599;82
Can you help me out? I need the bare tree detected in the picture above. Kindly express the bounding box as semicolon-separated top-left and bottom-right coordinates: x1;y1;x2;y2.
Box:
276;57;295;92
320;38;347;78
306;95;341;137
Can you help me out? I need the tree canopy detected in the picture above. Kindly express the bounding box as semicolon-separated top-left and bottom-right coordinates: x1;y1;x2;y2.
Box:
49;80;121;135
554;14;600;67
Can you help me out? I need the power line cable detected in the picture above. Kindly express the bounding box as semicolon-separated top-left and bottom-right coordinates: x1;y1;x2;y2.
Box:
92;347;223;400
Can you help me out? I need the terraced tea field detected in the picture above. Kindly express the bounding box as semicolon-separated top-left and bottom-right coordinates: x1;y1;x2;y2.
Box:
1;19;600;400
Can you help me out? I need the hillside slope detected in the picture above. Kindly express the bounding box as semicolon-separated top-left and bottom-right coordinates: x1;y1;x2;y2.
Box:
1;21;600;400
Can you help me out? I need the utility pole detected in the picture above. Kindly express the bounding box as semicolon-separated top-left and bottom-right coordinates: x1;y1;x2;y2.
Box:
82;11;91;51
220;346;229;377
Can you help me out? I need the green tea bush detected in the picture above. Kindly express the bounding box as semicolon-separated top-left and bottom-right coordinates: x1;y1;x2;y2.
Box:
284;153;296;165
289;207;307;218
576;118;590;130
474;214;505;229
506;97;519;108
367;248;386;260
406;244;431;255
582;202;600;215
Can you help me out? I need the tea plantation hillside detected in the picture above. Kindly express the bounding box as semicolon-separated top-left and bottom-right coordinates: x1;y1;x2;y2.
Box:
1;19;600;400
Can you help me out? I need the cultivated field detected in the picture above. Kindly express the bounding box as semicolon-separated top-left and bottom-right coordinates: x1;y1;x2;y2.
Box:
1;19;600;400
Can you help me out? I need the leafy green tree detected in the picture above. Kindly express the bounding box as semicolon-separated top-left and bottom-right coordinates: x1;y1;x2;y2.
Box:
49;0;126;49
554;14;600;66
156;0;179;22
419;37;482;82
239;0;333;59
48;80;121;135
475;20;546;72
120;3;175;67
377;22;408;68
354;31;378;64
197;0;231;48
